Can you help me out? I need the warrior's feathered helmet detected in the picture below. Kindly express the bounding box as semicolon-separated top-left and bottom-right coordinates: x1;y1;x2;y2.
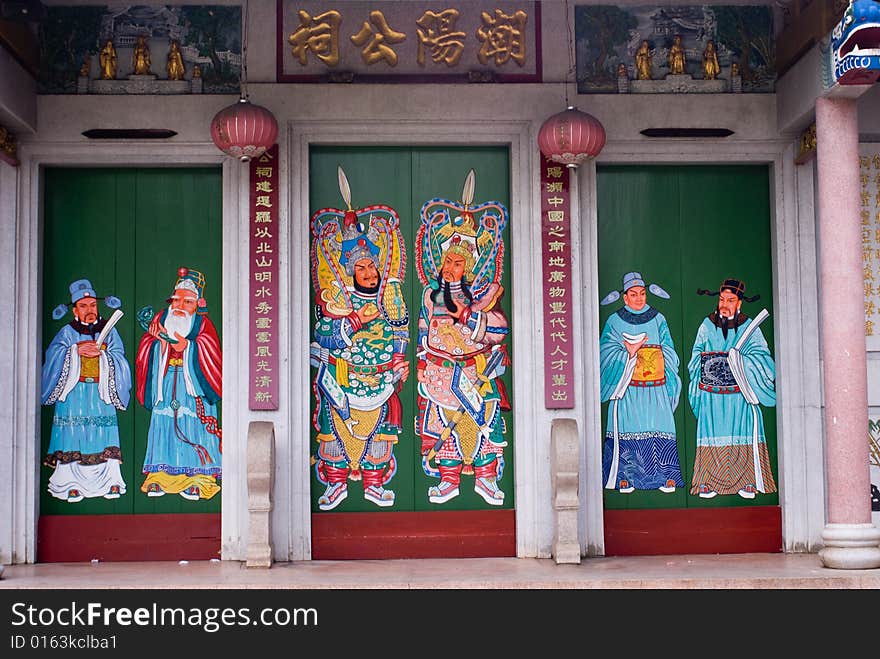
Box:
338;210;380;276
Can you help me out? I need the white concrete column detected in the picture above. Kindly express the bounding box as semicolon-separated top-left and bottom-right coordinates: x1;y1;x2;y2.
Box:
815;96;880;568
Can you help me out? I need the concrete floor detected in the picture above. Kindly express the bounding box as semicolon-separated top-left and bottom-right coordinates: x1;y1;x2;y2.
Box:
2;552;880;589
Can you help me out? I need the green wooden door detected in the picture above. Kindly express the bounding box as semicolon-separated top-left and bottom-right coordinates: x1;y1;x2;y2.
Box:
597;165;780;553
309;146;515;557
39;167;222;560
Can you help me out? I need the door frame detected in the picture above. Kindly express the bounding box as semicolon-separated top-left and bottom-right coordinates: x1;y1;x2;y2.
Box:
288;120;546;559
6;142;247;563
583;141;826;554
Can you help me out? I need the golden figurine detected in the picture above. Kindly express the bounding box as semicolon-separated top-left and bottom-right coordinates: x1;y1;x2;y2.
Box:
730;62;740;77
617;63;628;79
668;34;686;75
166;41;185;81
99;40;117;80
702;40;720;80
635;39;653;80
79;56;91;78
132;35;152;75
192;64;201;78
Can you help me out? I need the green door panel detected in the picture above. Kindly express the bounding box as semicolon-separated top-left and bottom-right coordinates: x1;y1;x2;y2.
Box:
309;146;514;514
41;167;222;516
597;165;777;510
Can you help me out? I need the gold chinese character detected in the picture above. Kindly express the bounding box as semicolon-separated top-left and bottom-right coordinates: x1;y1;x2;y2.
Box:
255;286;272;298
863;191;871;207
874;154;880;169
255;211;272;223
254;301;272;314
254;271;273;283
868;320;875;336
255;256;273;268
551;374;567;386
546;166;563;178
866;264;875;281
867;300;876;317
255;375;272;388
547;210;565;222
549;316;567;328
546;196;564;207
550;358;568;370
256;331;271;343
476;9;528;67
416;9;465;66
255;167;273;178
254;391;273;402
866;282;876;298
255;181;274;193
548;241;565;252
550;331;567;342
547;225;564;237
255;227;273;239
551;390;568;401
350;10;406;66
255;345;273;357
547;271;566;283
256;195;272;208
289;10;342;66
549;301;567;315
546;182;563;193
863;210;872;225
255;359;272;372
255;317;273;330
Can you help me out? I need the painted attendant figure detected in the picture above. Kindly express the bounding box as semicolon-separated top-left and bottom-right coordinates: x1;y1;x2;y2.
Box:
415;170;511;506
599;271;683;493
688;279;777;499
136;267;222;500
41;279;130;502
309;167;409;511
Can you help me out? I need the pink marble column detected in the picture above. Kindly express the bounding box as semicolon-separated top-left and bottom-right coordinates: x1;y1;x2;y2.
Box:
815;96;880;568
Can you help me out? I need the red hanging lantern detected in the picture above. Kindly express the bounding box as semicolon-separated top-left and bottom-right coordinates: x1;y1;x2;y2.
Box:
210;98;278;162
537;106;606;169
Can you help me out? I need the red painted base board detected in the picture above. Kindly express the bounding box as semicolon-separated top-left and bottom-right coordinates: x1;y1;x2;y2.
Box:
604;506;782;556
37;514;221;563
311;510;516;559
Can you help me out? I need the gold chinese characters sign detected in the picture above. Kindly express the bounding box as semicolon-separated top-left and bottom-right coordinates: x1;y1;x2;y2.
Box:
861;145;880;346
279;1;541;82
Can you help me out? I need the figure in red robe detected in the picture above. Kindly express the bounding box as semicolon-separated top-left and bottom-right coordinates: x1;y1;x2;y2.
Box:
136;267;222;500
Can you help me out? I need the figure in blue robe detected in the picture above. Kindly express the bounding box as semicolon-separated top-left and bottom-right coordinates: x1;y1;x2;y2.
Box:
599;272;684;493
41;279;131;502
688;279;777;499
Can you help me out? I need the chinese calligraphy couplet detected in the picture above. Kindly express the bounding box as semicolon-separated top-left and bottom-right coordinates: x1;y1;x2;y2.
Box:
250;144;280;410
860;146;880;344
540;153;575;409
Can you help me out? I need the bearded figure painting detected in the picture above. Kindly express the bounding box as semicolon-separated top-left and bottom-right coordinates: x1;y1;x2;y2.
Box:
136;267;223;501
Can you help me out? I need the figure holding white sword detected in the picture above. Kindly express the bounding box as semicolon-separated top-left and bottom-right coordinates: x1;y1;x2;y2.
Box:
41;279;131;503
688;279;777;500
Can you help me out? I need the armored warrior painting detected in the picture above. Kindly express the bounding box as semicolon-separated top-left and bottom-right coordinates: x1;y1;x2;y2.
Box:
415;169;511;506
310;166;410;510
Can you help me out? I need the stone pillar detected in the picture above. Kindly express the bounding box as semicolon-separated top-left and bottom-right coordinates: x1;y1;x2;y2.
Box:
246;421;275;568
551;418;581;564
815;96;880;569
